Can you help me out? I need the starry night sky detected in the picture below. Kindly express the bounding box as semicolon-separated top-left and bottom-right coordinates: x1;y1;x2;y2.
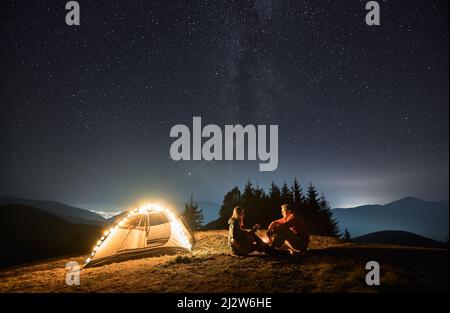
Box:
0;0;448;213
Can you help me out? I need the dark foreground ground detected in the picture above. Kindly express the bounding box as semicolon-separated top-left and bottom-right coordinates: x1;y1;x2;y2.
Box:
0;230;447;292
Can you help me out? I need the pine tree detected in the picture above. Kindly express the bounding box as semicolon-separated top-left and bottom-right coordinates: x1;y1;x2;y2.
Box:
268;182;281;205
216;186;241;227
241;180;256;228
280;182;293;206
318;193;340;236
291;178;305;214
210;180;340;234
182;193;204;231
265;182;282;226
306;183;320;207
303;184;340;236
252;184;267;227
305;183;320;223
342;228;352;242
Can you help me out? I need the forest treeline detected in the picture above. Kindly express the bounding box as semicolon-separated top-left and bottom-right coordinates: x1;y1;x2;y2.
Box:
204;179;340;236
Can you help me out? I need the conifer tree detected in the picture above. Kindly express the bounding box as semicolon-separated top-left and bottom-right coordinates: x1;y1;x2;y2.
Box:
291;178;305;214
265;182;282;225
182;193;204;231
305;183;320;223
342;228;352;242
318;193;340;236
210;180;340;235
280;182;293;206
216;186;241;228
241;180;256;227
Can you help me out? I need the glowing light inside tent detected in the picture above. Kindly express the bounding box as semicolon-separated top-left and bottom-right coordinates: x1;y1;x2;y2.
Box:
84;203;192;266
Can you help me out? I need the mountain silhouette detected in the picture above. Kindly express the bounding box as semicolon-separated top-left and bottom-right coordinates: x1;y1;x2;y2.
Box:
0;204;103;268
0;197;106;225
333;197;449;241
353;230;447;248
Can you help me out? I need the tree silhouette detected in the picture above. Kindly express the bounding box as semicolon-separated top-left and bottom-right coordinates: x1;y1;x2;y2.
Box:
304;183;319;222
298;184;340;236
342;228;352;242
215;186;241;227
206;179;340;237
317;193;340;236
280;182;293;206
265;182;282;226
182;193;204;231
291;178;305;214
306;183;320;206
241;181;257;227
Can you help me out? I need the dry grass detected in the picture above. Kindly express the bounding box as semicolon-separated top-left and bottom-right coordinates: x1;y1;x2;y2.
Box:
0;230;447;293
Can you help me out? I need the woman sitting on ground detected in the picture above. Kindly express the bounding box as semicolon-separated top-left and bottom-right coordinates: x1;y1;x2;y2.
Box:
228;206;268;256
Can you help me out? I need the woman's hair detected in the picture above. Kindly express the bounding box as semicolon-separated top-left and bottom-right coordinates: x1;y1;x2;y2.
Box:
232;206;244;227
281;204;292;212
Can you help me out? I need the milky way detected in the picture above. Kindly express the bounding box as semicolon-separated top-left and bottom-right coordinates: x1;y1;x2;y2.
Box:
0;0;448;210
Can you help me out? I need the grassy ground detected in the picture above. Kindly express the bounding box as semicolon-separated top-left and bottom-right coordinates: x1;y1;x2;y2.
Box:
0;230;447;292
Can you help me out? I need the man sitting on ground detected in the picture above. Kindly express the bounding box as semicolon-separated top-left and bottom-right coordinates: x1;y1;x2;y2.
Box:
267;204;310;255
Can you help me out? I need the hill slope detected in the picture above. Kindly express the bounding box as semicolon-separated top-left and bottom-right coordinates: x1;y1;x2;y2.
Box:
353;230;447;248
0;197;106;225
0;230;447;292
0;204;103;267
333;197;449;241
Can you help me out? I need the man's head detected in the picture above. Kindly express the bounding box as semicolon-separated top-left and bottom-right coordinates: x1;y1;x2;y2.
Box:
281;204;293;218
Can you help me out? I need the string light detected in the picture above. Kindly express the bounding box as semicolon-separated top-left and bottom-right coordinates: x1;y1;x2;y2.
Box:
84;203;193;266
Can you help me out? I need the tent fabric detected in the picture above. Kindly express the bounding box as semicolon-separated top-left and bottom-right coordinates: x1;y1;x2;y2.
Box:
84;206;195;267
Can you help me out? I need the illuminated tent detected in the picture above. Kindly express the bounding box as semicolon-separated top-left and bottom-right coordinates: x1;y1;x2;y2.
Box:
84;204;195;268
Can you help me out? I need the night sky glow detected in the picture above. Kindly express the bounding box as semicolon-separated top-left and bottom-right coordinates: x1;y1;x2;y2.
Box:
1;0;448;213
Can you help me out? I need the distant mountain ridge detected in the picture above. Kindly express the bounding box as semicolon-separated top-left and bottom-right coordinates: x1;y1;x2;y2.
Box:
353;230;447;248
0;196;220;227
1;196;447;240
0;204;103;267
0;197;107;225
333;197;449;241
